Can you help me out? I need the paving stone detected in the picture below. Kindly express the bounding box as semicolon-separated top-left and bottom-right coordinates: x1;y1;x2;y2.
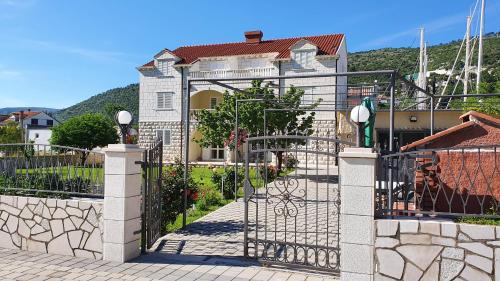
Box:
376;249;404;279
458;242;493;258
419;221;440;236
465;254;493;273
440;258;464;281
459;265;492;281
460;224;495;240
376;220;398;237
396;245;442;270
402;262;422;281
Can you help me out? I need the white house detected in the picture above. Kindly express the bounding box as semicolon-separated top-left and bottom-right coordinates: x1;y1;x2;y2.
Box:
137;30;348;162
2;111;59;146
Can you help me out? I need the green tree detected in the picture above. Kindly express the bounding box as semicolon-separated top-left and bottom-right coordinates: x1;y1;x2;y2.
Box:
51;114;118;163
103;103;126;121
195;80;320;170
0;121;22;144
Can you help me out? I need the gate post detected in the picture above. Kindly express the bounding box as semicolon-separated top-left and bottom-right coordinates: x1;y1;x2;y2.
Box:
102;144;144;262
339;147;377;281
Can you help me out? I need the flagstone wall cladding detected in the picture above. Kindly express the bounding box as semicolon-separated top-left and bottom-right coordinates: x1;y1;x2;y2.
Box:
0;195;103;259
375;219;499;281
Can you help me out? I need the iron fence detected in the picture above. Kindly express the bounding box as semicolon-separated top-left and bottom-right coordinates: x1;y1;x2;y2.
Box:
376;145;500;218
0;143;105;198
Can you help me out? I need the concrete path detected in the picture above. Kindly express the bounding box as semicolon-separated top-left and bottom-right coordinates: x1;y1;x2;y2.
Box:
0;247;338;280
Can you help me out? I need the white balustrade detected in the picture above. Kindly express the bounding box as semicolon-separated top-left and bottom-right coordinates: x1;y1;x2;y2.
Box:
190;67;275;79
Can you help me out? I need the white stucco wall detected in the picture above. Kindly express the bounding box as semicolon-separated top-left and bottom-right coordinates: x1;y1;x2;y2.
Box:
27;128;52;146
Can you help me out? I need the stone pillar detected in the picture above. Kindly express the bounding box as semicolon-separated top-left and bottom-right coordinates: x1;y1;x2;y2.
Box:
102;144;144;262
339;147;377;281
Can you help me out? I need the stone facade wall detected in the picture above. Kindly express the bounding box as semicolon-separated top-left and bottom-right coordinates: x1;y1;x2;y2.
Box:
375;219;499;280
0;195;103;259
139;121;183;161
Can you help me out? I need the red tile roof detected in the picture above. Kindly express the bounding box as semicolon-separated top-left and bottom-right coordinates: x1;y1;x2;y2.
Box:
400;111;500;151
11;111;42;120
140;33;344;68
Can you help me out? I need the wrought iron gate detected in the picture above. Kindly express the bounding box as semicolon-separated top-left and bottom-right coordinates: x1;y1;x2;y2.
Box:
243;135;348;273
141;140;163;252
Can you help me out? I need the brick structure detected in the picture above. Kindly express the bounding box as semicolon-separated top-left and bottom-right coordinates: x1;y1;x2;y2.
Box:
137;30;348;164
401;111;500;214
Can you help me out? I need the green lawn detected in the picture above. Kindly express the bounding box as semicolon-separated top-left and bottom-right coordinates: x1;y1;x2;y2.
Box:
15;166;104;180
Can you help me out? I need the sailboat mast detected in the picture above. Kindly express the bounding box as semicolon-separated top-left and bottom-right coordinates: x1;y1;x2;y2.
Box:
418;28;427;109
476;0;485;93
464;16;471;100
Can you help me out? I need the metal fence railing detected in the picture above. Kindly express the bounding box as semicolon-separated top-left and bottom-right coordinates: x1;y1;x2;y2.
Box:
376;145;500;219
0;143;105;198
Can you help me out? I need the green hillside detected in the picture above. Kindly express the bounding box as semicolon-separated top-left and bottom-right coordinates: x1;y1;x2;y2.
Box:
349;35;500;87
54;83;139;122
53;35;500;123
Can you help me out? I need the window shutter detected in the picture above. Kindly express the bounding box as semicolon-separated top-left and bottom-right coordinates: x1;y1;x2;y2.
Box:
165;93;173;109
163;130;171;145
157;93;165;109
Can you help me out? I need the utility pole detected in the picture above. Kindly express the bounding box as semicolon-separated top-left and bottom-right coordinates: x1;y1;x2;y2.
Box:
417;28;427;110
464;16;471;100
476;0;485;93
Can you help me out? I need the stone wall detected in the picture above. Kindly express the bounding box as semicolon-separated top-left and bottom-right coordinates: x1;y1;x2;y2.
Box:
375;219;499;280
0;195;103;259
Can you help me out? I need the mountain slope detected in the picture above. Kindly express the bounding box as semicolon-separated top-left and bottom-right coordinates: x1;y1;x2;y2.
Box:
53;83;139;122
0;107;59;115
52;34;500;122
349;35;500;83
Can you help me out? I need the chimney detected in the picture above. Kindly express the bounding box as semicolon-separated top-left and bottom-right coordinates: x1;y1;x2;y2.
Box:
245;30;263;44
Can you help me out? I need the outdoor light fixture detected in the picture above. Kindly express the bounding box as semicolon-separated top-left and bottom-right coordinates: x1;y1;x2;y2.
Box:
350;105;370;147
409;115;418;122
115;110;133;144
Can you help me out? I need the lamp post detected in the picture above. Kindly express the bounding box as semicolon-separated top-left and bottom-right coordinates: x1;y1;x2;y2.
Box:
115;110;133;144
350;105;370;147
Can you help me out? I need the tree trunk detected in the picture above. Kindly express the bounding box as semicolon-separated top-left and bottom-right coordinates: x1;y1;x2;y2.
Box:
276;151;284;172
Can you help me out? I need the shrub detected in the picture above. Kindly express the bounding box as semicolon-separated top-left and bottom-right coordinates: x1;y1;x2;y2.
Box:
196;186;225;211
259;165;278;182
283;153;299;169
211;167;244;199
161;159;199;227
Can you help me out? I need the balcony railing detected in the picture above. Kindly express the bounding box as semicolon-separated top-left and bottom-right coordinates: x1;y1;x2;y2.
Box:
189;109;215;121
190;67;275;79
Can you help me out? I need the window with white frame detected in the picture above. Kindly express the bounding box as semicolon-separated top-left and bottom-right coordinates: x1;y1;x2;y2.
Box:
210;97;218;109
210;144;225;160
157;59;172;76
155;129;171;145
157;92;173;110
292;50;315;69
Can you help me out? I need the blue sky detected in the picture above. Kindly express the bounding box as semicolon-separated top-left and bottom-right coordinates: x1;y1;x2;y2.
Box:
0;0;499;109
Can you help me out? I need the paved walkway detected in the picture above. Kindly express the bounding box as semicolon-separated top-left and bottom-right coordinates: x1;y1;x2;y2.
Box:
0;247;338;280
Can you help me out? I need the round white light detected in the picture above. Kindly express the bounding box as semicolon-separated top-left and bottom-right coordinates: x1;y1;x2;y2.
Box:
350;105;370;123
117;111;132;125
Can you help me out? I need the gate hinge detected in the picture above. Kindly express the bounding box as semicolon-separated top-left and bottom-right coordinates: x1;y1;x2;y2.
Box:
133;229;142;235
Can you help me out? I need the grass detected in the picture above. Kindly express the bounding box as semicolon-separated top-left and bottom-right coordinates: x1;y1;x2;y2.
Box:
165;199;232;233
456;216;500;226
16;166;104;179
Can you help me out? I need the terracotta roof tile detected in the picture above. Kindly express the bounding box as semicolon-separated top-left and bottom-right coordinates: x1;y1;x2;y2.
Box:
140;33;344;68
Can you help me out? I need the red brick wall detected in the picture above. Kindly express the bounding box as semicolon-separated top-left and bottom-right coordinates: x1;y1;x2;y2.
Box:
413;120;500;214
415;151;500;214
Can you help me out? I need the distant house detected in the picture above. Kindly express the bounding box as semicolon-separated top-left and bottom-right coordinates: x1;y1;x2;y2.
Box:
1;110;60;146
401;111;500;214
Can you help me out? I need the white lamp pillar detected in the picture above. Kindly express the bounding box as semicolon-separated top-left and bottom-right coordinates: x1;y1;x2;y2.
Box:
102;143;144;262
